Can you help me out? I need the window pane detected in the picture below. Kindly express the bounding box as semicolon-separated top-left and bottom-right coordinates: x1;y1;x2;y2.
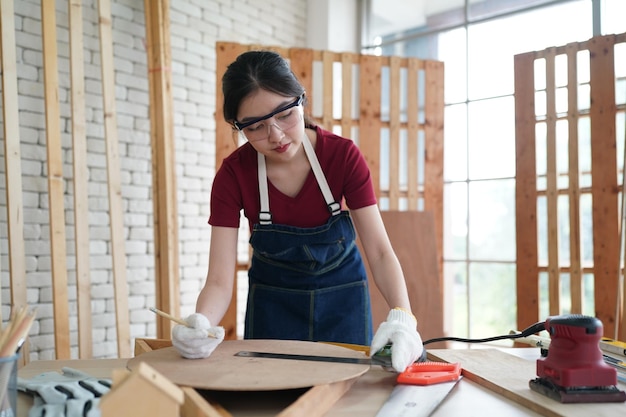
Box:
444;182;467;260
469;179;515;261
467;1;592;100
468;97;515;179
439;28;467;104
469;262;516;341
445;260;468;338
602;0;626;35
444;103;467;181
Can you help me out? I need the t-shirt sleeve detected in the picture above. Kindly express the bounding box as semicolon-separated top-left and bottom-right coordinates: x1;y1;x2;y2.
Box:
208;161;243;228
339;139;377;210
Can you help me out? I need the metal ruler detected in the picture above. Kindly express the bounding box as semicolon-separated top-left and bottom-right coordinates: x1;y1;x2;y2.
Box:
374;377;461;417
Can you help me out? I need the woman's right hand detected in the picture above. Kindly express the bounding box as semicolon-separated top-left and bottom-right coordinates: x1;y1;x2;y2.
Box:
172;313;225;359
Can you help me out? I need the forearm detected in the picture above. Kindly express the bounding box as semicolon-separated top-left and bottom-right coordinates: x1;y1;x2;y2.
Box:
369;252;412;312
195;226;238;325
196;276;233;325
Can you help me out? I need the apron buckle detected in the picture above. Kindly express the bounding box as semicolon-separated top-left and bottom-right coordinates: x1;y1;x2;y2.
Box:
328;202;341;216
259;211;272;225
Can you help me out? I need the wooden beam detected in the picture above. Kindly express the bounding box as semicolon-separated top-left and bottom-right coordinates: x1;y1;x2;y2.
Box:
359;55;382;199
215;42;247;339
42;0;71;360
423;60;445;276
69;0;93;359
144;0;181;340
514;52;540;330
0;0;29;364
566;43;583;314
589;35;619;337
97;0;131;357
388;56;401;210
545;48;560;316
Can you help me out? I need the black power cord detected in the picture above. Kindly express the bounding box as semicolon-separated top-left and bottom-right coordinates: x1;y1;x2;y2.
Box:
422;320;547;346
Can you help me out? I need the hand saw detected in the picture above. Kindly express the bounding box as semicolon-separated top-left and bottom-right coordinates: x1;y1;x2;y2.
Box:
235;350;462;416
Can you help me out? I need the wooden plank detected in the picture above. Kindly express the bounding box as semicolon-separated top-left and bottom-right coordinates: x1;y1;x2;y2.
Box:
278;378;358;417
289;48;314;113
589;35;619;337
360;211;444;347
566;43;583;314
429;349;626;417
406;59;419;211
340;53;353;138
0;0;29;363
545;48;560;315
322;50;333;129
181;387;232;417
144;0;181;340
359;55;382;199
423;60;445;278
69;0;93;359
515;52;540;329
97;0;130;357
388;56;401;209
41;0;70;360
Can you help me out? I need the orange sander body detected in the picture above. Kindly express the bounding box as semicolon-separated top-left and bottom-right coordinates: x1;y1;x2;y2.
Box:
529;314;626;403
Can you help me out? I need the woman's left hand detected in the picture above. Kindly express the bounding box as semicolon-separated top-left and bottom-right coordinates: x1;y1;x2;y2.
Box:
370;308;424;372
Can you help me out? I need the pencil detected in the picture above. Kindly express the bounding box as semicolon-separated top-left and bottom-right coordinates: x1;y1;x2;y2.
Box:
149;307;217;338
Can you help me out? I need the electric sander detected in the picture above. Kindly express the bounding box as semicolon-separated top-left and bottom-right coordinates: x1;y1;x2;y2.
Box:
529;314;626;403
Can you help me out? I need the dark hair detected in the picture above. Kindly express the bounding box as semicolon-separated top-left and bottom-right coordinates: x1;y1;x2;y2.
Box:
222;50;306;125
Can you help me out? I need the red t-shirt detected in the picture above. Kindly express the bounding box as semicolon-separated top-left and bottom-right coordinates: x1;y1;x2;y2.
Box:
209;126;377;229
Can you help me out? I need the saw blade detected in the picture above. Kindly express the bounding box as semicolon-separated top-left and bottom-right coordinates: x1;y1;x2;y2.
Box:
374;377;461;417
234;350;392;366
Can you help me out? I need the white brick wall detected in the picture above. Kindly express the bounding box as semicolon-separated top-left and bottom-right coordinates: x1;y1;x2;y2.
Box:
0;0;307;359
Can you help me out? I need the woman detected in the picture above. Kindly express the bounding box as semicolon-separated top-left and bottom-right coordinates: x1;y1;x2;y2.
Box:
172;50;424;372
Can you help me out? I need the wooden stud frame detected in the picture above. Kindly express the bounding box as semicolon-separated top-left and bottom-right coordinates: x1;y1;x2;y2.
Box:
515;32;626;339
215;42;445;338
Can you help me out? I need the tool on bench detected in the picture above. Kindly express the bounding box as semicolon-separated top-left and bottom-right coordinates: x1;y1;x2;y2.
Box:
236;346;461;416
528;314;626;403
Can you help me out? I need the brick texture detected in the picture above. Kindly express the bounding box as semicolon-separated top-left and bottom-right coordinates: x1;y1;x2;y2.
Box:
0;0;307;359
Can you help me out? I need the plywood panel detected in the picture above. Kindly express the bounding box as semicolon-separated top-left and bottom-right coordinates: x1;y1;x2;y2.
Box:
360;211;444;347
430;349;626;417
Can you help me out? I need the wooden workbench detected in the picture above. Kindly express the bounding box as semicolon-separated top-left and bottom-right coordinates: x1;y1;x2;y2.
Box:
16;348;625;416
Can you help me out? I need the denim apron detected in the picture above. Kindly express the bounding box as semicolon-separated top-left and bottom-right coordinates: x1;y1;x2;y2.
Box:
244;135;373;345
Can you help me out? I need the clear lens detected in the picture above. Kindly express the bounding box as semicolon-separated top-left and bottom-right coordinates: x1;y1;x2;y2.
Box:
235;95;304;142
242;110;301;141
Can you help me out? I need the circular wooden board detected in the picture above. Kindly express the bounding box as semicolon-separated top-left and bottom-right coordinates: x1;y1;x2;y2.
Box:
127;340;370;391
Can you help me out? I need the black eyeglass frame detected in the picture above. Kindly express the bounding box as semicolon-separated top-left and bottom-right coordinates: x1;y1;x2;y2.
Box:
233;94;304;131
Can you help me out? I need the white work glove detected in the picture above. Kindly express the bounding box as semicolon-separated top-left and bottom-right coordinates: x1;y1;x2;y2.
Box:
171;313;225;359
17;367;111;404
18;367;109;417
27;399;102;417
370;308;424;373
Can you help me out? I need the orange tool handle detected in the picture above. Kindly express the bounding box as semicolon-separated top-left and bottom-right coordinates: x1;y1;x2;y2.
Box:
397;361;462;385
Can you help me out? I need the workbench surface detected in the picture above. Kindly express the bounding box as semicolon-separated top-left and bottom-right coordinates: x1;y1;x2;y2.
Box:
19;347;620;416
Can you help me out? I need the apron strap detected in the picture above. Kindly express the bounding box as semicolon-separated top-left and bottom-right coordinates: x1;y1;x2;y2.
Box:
257;152;272;225
301;134;341;216
257;134;341;225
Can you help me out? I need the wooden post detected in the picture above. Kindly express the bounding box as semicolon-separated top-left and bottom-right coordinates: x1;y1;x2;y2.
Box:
144;0;181;340
359;55;382;199
69;0;93;359
514;52;540;330
97;0;131;357
0;0;29;364
545;48;560;316
589;35;619;337
41;0;71;360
